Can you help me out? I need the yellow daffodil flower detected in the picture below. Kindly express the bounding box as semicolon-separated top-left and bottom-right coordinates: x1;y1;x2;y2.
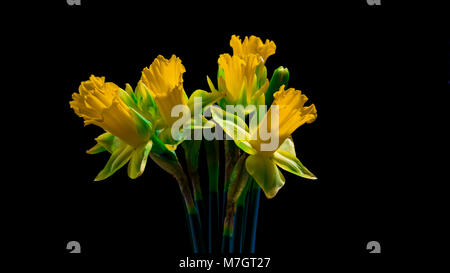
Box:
141;55;188;129
210;85;317;199
141;55;223;149
70;75;154;180
211;35;276;109
217;53;264;106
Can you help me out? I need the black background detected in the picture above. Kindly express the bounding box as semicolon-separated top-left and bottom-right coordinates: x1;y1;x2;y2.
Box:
8;0;436;270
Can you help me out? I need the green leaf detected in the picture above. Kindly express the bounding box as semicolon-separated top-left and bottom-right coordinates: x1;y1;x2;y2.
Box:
94;144;134;181
127;141;153;179
272;150;317;180
245;154;285;199
209;106;256;155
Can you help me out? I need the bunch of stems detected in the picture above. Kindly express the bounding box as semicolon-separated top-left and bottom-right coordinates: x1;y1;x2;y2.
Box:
157;137;261;254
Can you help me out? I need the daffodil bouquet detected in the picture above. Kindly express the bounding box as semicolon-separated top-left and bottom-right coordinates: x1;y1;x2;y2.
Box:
70;35;317;253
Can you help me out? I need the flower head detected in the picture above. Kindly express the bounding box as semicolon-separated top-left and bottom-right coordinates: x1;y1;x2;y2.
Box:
214;35;276;107
210;85;317;199
70;75;152;148
141;55;188;128
141;55;223;149
218;53;261;105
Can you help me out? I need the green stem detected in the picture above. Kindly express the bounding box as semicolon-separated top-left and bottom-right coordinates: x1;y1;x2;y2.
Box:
222;154;249;253
185;158;205;223
182;141;204;216
244;180;261;253
232;178;251;253
149;152;205;253
222;140;240;252
205;140;220;253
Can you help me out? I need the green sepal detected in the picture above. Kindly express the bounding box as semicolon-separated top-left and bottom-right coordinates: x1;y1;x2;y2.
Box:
118;87;137;108
217;67;225;80
130;108;153;141
184;116;216;130
125;83;134;95
266;66;290;106
150;134;178;163
256;64;268;89
245;154;285;199
277;136;296;156
206;75;218;93
125;84;139;105
135;81;158;121
187;89;224;114
94;143;134;181
89;132;122;154
127;140;153;179
272;150;317;180
209;106;257;155
86;143;106;154
157;127;183;147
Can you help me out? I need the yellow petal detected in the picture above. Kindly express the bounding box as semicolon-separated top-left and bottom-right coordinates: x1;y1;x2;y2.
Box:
230;35;276;64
